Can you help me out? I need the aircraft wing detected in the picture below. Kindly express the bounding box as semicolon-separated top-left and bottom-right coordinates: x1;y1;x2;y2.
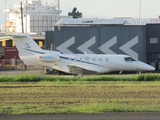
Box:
68;65;97;75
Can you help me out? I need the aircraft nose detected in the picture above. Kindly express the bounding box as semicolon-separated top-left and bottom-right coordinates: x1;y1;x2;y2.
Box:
138;62;155;71
148;65;155;71
142;63;155;71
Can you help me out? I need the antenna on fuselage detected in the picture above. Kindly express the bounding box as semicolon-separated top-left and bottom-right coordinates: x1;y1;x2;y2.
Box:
83;51;87;54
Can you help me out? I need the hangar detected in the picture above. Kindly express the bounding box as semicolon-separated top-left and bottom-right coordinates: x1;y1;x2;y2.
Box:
45;18;160;70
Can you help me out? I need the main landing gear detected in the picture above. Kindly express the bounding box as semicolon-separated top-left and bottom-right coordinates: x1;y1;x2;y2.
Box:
74;73;83;78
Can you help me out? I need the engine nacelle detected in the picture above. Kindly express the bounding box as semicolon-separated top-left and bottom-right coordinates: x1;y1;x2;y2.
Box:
36;54;59;62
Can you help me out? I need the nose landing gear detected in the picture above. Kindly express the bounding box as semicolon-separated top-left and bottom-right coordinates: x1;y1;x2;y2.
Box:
137;71;142;74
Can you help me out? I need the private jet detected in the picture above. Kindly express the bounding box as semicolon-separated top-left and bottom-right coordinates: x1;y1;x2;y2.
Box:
0;33;155;77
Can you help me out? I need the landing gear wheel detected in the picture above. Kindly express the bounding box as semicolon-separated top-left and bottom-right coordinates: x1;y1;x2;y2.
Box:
78;73;83;78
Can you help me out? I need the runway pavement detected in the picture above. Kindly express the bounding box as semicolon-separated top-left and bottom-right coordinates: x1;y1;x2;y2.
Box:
0;68;44;76
0;113;160;120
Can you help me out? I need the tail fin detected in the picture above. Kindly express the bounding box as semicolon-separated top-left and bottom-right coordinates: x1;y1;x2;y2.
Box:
7;33;44;56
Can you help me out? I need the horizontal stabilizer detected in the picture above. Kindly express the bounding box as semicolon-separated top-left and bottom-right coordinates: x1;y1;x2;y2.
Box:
6;33;28;37
0;36;11;41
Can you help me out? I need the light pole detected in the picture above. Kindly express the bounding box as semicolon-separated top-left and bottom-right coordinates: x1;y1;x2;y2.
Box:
26;0;27;33
5;0;6;33
58;0;60;12
139;0;141;18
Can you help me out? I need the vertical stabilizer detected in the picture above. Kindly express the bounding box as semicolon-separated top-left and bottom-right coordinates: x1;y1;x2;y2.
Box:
7;33;44;56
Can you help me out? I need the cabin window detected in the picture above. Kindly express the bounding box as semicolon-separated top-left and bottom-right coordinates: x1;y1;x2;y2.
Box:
68;57;71;61
85;57;89;62
80;58;83;61
105;58;109;62
124;57;136;61
74;57;77;61
99;58;102;62
92;58;96;62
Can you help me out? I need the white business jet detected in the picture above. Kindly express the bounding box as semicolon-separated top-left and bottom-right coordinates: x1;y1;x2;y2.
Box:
1;33;155;77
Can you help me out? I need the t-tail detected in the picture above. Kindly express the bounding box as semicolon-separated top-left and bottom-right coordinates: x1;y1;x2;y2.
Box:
7;33;44;56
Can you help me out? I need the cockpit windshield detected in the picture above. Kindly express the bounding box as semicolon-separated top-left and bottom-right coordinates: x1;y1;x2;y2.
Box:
124;57;137;61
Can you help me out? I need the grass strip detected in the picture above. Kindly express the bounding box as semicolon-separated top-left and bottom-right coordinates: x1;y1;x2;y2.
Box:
1;73;160;82
0;82;160;114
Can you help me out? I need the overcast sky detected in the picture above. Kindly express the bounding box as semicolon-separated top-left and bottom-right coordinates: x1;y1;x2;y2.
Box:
0;0;160;26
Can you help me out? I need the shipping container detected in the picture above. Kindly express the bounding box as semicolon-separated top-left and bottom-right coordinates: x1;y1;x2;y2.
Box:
0;47;4;59
4;47;20;59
